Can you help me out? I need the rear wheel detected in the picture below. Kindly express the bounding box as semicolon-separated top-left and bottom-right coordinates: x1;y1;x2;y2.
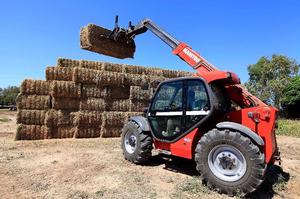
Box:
121;121;153;164
195;129;266;195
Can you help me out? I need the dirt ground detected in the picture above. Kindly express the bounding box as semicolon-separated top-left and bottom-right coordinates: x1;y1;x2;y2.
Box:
1;110;300;199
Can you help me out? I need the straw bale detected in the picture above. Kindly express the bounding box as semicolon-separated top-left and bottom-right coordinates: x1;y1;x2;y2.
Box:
106;99;130;112
122;64;145;75
80;24;135;59
17;110;46;125
108;86;130;99
20;79;51;95
130;100;149;112
16;94;51;110
130;86;153;101
45;110;77;127
57;58;81;68
75;127;101;138
101;126;122;138
51;81;81;98
15;124;50;140
73;68;124;86
102;111;143;127
80;98;106;111
74;111;102;127
82;84;109;98
50;126;76;139
52;97;80;110
124;73;150;86
46;66;74;81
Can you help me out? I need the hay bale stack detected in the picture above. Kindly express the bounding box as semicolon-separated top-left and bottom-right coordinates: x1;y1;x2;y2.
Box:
16;58;191;140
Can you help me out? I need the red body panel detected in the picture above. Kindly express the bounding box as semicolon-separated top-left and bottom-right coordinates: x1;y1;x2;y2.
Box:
154;128;199;159
226;107;278;163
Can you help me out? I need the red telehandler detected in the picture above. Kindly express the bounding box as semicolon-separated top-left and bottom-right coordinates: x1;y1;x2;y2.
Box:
82;16;281;195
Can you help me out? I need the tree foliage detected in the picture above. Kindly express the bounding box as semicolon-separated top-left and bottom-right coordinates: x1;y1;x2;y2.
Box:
281;76;300;118
245;55;299;109
0;86;20;105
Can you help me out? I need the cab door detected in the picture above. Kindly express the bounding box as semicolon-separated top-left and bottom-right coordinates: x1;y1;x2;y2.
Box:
148;78;211;142
148;80;184;141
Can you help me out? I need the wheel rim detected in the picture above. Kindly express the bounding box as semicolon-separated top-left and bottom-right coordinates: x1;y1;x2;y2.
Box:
124;131;137;154
208;144;247;182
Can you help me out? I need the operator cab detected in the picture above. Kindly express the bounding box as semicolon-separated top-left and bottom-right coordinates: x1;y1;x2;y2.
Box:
147;77;229;142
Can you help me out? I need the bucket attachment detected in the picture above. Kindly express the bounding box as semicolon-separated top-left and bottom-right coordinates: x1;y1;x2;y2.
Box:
80;16;139;59
80;23;136;59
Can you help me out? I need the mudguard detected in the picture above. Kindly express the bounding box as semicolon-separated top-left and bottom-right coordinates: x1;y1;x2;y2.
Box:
130;116;151;132
216;121;264;146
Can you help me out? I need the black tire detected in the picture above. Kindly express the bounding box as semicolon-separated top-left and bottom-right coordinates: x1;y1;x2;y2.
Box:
195;129;266;195
121;121;153;164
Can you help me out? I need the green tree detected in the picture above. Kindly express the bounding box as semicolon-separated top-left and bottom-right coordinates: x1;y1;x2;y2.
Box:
281;76;300;118
1;86;20;105
245;55;299;109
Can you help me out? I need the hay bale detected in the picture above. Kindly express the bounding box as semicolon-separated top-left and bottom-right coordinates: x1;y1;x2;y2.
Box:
101;126;122;138
17;110;46;125
122;64;145;75
15;124;50;140
75;127;101;138
82;84;109;98
74;111;102;127
124;73;151;86
50;126;76;139
80;24;135;59
106;99;130;112
52;97;80;110
80;98;106;111
57;58;81;68
46;66;74;81
108;86;130;99
130;100;149;112
45;110;77;127
16;94;51;110
73;68;125;86
102;111;143;127
20;79;51;95
51;81;81;98
130;86;153;101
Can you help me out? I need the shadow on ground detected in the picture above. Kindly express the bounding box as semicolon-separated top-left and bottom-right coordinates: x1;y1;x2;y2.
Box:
147;155;290;198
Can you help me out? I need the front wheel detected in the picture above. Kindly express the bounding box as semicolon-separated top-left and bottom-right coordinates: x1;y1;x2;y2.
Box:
195;129;266;195
121;121;153;164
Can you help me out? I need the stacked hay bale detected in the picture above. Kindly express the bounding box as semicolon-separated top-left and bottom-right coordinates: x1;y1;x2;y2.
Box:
16;58;192;140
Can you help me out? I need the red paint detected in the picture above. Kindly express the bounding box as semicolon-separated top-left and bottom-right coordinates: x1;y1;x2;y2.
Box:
154;128;199;159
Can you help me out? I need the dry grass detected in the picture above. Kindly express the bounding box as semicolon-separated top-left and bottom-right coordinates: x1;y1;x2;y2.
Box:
20;79;51;95
277;119;300;138
50;81;81;98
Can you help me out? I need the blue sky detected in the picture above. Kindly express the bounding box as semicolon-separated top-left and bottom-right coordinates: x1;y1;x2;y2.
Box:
0;0;299;87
